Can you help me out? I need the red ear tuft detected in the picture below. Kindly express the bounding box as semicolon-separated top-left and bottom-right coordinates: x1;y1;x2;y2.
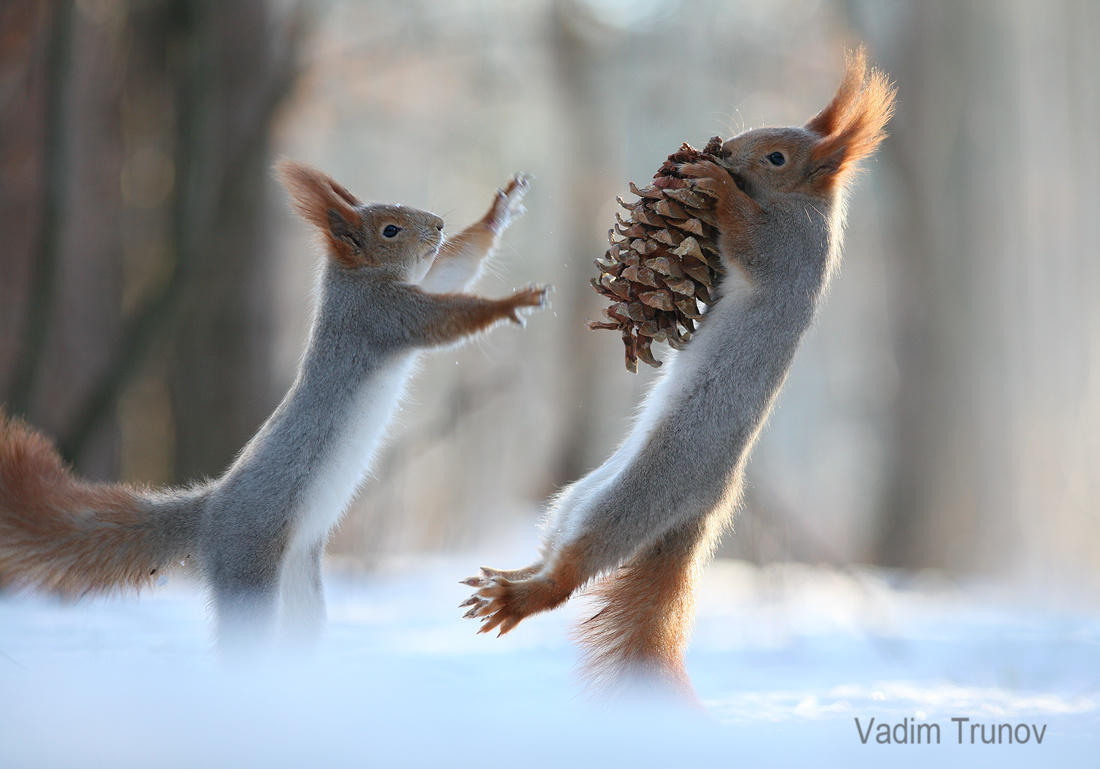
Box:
276;160;365;266
806;47;869;137
806;47;897;193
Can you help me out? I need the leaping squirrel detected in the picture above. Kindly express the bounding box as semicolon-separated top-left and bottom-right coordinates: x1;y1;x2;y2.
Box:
0;162;547;649
462;49;896;694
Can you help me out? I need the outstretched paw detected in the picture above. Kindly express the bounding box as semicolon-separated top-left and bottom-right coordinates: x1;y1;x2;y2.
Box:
485;173;531;233
502;284;550;326
459;565;569;636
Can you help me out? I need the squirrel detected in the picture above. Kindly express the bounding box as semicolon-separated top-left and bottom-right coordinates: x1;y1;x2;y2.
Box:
0;161;547;649
461;49;896;694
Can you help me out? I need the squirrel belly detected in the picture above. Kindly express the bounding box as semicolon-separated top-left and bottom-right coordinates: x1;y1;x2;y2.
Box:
199;276;421;645
290;355;418;554
565;252;824;692
548;265;819;567
202;273;421;570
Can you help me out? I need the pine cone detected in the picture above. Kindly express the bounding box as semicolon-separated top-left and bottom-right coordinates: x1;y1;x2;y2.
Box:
589;137;732;372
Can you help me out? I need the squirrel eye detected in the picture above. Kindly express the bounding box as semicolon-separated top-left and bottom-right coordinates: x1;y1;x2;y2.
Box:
381;224;402;238
766;151;786;167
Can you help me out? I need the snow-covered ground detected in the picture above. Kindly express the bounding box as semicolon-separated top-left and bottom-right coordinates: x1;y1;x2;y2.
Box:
1;555;1097;768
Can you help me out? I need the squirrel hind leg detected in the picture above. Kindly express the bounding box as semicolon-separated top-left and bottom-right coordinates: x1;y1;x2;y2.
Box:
277;541;326;650
573;523;714;699
460;553;582;636
209;544;285;655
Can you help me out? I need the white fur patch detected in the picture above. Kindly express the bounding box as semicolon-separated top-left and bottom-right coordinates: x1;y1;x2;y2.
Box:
289;355;418;553
553;268;756;543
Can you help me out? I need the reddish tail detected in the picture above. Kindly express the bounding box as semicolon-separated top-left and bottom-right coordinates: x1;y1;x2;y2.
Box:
575;518;721;696
0;410;200;596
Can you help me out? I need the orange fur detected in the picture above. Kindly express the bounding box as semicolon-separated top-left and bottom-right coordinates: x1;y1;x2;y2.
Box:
0;410;180;596
435;221;495;264
277;160;366;269
680;162;764;278
467;544;586;636
430;174;525;277
806;47;897;193
326;175;362;210
404;284;546;346
575;520;718;696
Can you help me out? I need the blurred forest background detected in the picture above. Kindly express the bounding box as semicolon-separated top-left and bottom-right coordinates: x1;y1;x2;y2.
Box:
2;0;1097;592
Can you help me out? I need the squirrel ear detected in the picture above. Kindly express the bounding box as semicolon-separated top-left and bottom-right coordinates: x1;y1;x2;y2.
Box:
277;160;366;266
805;47;869;138
805;47;896;193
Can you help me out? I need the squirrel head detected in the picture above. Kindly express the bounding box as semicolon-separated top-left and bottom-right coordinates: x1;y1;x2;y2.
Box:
721;48;895;205
721;47;893;204
714;48;895;284
277;160;445;281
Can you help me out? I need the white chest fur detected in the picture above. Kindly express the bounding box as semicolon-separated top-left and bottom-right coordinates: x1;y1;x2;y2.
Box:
551;270;756;541
289;353;418;552
607;269;753;478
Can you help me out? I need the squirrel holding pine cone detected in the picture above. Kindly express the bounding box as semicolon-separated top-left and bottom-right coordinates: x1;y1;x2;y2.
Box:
463;48;896;695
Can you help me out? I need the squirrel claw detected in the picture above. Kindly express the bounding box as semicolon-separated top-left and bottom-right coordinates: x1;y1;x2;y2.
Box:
473;600;497;618
463;599;489;619
477;607;522;637
496;617;521;636
506;172;532;194
478;612;507;635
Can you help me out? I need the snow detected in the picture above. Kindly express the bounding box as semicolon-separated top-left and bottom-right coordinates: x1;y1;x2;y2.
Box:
1;556;1097;768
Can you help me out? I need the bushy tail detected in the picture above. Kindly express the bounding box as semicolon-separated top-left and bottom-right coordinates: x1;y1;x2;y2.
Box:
575;517;722;696
0;410;202;596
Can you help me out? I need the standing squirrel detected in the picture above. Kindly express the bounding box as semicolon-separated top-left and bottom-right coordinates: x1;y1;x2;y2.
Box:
462;49;896;693
0;162;546;648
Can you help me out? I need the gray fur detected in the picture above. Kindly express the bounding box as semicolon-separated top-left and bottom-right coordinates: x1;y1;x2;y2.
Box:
547;192;837;573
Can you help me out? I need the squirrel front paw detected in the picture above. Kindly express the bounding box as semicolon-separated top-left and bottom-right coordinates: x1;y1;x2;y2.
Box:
501;284;550;326
679;160;737;202
680;160;760;246
484;173;531;234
